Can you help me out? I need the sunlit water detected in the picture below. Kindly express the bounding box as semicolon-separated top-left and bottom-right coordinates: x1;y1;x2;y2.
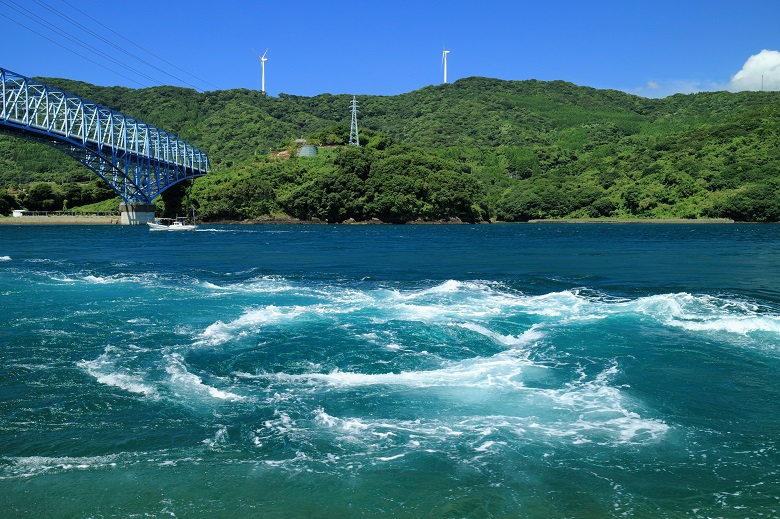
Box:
1;223;779;518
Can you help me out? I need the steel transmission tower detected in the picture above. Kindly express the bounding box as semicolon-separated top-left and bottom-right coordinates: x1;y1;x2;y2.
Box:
349;96;359;146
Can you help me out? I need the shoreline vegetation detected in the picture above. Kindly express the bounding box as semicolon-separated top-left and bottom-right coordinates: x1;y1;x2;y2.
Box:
527;218;735;224
3;77;780;225
0;215;736;225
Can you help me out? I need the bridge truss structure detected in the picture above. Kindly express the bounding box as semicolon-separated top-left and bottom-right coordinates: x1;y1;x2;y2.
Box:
0;67;210;205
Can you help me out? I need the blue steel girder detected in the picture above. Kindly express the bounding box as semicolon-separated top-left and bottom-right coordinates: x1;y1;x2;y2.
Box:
0;67;210;204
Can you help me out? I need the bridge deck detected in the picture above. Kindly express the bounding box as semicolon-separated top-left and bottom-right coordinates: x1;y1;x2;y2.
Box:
0;67;210;205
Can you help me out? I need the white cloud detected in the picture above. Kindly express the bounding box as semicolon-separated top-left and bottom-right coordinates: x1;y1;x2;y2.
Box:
729;49;780;91
633;80;664;97
633;79;719;99
627;50;780;98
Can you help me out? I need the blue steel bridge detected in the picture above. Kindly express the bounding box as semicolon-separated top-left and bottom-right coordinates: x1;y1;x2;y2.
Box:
0;67;210;223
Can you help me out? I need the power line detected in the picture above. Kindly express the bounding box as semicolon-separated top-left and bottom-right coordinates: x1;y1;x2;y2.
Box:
49;0;218;91
0;9;147;88
1;0;219;92
1;0;161;87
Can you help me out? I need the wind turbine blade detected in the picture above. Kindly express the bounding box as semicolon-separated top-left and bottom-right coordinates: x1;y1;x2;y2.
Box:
262;48;268;59
252;48;261;58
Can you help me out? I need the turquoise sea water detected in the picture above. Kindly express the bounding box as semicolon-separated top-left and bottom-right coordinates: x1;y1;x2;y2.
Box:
1;223;780;518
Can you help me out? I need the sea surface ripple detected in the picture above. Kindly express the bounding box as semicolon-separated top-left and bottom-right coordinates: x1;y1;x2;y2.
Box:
1;223;780;518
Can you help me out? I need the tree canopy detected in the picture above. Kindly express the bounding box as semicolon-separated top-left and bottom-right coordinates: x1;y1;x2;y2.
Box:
3;76;780;221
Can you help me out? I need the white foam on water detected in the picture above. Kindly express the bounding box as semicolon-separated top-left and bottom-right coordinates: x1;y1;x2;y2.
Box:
376;453;407;462
676;315;780;334
41;270;181;290
200;276;293;294
1;455;120;479
82;275;113;284
263;410;296;435
288;390;667;466
520;290;590;317
48;274;79;283
408;279;468;296
0;255;11;261
83;273;169;286
629;292;780;339
320;286;378;305
77;346;158;398
164;353;245;402
201;281;228;291
471;288;780;346
186;283;740;453
474;440;507;452
541;363;669;444
190;281;590;355
203;425;230;449
196;305;306;346
181;284;776;453
314;408;369;435
356;286;512;327
456;322;545;348
261;351;667;450
272;351;533;391
393;302;454;322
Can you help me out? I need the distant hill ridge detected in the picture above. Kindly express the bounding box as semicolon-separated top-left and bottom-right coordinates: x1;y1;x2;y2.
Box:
2;76;779;222
25;76;776;159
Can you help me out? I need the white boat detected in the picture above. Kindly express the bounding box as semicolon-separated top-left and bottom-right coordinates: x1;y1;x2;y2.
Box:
148;217;197;231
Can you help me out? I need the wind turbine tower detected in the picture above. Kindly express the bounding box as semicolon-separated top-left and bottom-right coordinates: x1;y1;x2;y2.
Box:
442;48;451;84
252;48;268;93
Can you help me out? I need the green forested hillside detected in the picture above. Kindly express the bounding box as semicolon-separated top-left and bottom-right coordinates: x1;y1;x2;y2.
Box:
2;76;779;221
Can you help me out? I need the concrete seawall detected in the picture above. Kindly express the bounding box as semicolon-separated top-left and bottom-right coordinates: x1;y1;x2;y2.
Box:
0;215;120;225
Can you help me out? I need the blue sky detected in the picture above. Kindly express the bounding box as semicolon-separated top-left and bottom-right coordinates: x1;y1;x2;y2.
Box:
2;0;779;98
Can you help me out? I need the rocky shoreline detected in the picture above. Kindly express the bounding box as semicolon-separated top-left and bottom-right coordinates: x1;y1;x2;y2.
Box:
528;218;735;224
0;215;737;225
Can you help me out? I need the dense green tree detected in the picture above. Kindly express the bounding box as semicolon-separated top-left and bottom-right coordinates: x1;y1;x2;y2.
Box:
0;189;19;215
4;76;780;221
721;182;780;222
23;183;62;211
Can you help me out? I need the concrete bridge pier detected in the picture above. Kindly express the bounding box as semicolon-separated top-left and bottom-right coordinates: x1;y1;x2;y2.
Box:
120;203;157;225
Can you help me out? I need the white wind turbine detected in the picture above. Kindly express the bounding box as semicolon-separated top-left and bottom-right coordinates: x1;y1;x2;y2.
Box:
442;48;451;84
252;48;268;92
